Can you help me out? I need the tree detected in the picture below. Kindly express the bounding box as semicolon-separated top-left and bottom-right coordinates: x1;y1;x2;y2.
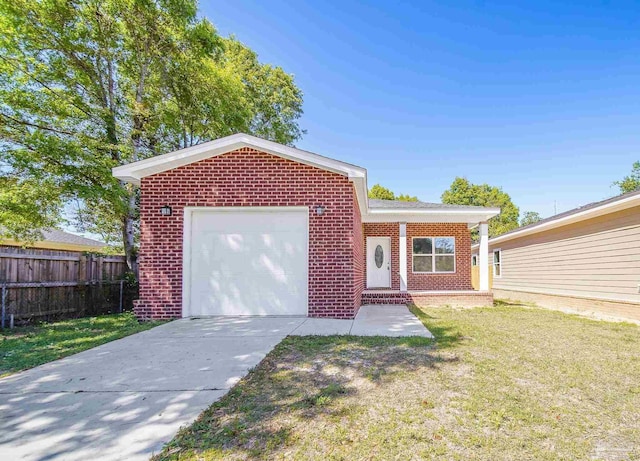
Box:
520;211;542;227
396;193;419;202
0;177;61;242
368;184;418;201
441;177;519;238
368;184;396;200
0;0;303;277
613;161;640;194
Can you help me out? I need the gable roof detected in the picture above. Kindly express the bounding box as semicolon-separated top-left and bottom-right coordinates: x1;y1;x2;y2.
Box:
113;133;500;225
1;229;107;252
112;133;367;185
472;189;640;249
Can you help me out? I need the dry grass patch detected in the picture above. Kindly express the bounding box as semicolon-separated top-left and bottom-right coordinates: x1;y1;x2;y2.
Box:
155;302;640;461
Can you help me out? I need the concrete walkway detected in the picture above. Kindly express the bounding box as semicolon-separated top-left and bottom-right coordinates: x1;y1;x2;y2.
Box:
291;304;433;337
0;305;430;461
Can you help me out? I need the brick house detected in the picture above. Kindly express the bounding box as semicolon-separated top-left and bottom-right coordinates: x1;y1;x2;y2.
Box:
113;133;498;320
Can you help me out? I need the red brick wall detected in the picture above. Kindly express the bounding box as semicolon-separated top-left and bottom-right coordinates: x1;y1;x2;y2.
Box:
363;223;400;290
406;223;472;291
352;196;365;313
136;147;360;320
362;222;472;292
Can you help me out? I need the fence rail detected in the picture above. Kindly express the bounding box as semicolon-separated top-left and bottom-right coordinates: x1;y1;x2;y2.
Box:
0;246;135;325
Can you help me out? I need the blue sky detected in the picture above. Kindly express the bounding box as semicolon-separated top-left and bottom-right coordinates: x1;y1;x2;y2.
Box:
201;1;640;218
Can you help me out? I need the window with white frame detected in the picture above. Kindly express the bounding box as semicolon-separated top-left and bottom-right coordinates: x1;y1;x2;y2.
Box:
412;237;455;273
493;249;502;277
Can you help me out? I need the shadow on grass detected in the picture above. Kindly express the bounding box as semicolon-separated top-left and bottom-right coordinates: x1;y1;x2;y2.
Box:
156;333;460;460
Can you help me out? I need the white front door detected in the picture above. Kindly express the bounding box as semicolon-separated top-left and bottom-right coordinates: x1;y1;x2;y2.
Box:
366;237;391;288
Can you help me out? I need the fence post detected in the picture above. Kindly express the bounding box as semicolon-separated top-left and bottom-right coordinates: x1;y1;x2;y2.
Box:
78;254;87;283
1;284;6;329
119;280;124;313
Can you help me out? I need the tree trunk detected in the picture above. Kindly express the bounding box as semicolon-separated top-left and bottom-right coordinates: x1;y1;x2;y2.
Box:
122;192;138;279
123;58;150;282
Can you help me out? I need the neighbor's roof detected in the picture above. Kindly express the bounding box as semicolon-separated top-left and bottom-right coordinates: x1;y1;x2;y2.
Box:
472;189;640;248
1;229;107;252
113;133;500;224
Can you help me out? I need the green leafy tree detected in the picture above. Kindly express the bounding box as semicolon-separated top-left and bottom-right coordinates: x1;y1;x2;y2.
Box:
520;211;542;227
441;177;519;238
369;184;396;200
368;184;418;201
613;161;640;194
0;177;61;242
396;193;419;202
0;0;304;277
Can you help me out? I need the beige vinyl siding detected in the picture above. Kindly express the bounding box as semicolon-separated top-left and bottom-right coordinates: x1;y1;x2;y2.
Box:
491;206;640;303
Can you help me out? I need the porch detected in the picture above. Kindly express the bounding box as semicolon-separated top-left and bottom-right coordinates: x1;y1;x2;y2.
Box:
361;290;494;308
362;217;493;307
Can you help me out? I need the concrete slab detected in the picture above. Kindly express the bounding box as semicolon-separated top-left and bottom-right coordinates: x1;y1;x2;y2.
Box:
0;307;431;461
350;304;433;337
0;316;306;461
290;317;353;336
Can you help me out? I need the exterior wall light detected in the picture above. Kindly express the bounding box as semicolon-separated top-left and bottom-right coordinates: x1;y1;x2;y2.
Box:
160;205;172;216
315;205;326;216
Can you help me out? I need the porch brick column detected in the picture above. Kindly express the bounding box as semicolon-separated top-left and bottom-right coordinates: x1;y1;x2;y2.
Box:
479;222;489;291
399;222;407;291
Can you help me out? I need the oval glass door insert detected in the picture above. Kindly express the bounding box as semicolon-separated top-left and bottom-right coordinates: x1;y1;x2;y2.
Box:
375;245;384;268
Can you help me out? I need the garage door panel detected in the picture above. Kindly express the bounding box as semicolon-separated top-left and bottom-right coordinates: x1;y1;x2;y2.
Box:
187;209;308;316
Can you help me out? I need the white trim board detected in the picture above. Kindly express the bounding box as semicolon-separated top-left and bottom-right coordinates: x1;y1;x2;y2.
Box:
113;133;499;225
113;133;367;184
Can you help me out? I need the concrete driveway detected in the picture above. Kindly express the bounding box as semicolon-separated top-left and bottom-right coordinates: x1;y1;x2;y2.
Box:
0;317;306;461
0;305;430;461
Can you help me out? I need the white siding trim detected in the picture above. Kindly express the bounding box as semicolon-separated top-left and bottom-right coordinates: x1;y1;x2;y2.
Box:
479;222;489;291
399;223;407;291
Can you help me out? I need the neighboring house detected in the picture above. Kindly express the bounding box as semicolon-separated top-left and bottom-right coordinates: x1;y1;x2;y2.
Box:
472;190;640;321
113;133;499;320
1;229;107;253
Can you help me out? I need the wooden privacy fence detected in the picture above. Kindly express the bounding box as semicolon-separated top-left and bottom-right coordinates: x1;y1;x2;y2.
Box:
0;246;136;325
471;265;494;290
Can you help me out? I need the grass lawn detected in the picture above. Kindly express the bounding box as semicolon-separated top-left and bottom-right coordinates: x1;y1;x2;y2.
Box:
0;312;163;377
155;301;640;461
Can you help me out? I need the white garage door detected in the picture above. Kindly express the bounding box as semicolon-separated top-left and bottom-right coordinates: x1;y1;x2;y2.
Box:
184;207;308;316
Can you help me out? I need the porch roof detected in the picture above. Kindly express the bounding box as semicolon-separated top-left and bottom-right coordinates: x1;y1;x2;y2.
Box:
365;199;499;226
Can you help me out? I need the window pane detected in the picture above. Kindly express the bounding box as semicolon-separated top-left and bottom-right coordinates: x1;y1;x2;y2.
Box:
413;238;432;255
375;245;384;268
435;255;455;272
413;255;432;272
435;237;455;254
494;251;501;264
472;255;477;266
494;263;501;276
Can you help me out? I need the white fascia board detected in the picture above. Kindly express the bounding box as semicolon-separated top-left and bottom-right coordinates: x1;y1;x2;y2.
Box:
112;133;367;185
483;194;640;246
352;176;369;217
362;207;500;224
